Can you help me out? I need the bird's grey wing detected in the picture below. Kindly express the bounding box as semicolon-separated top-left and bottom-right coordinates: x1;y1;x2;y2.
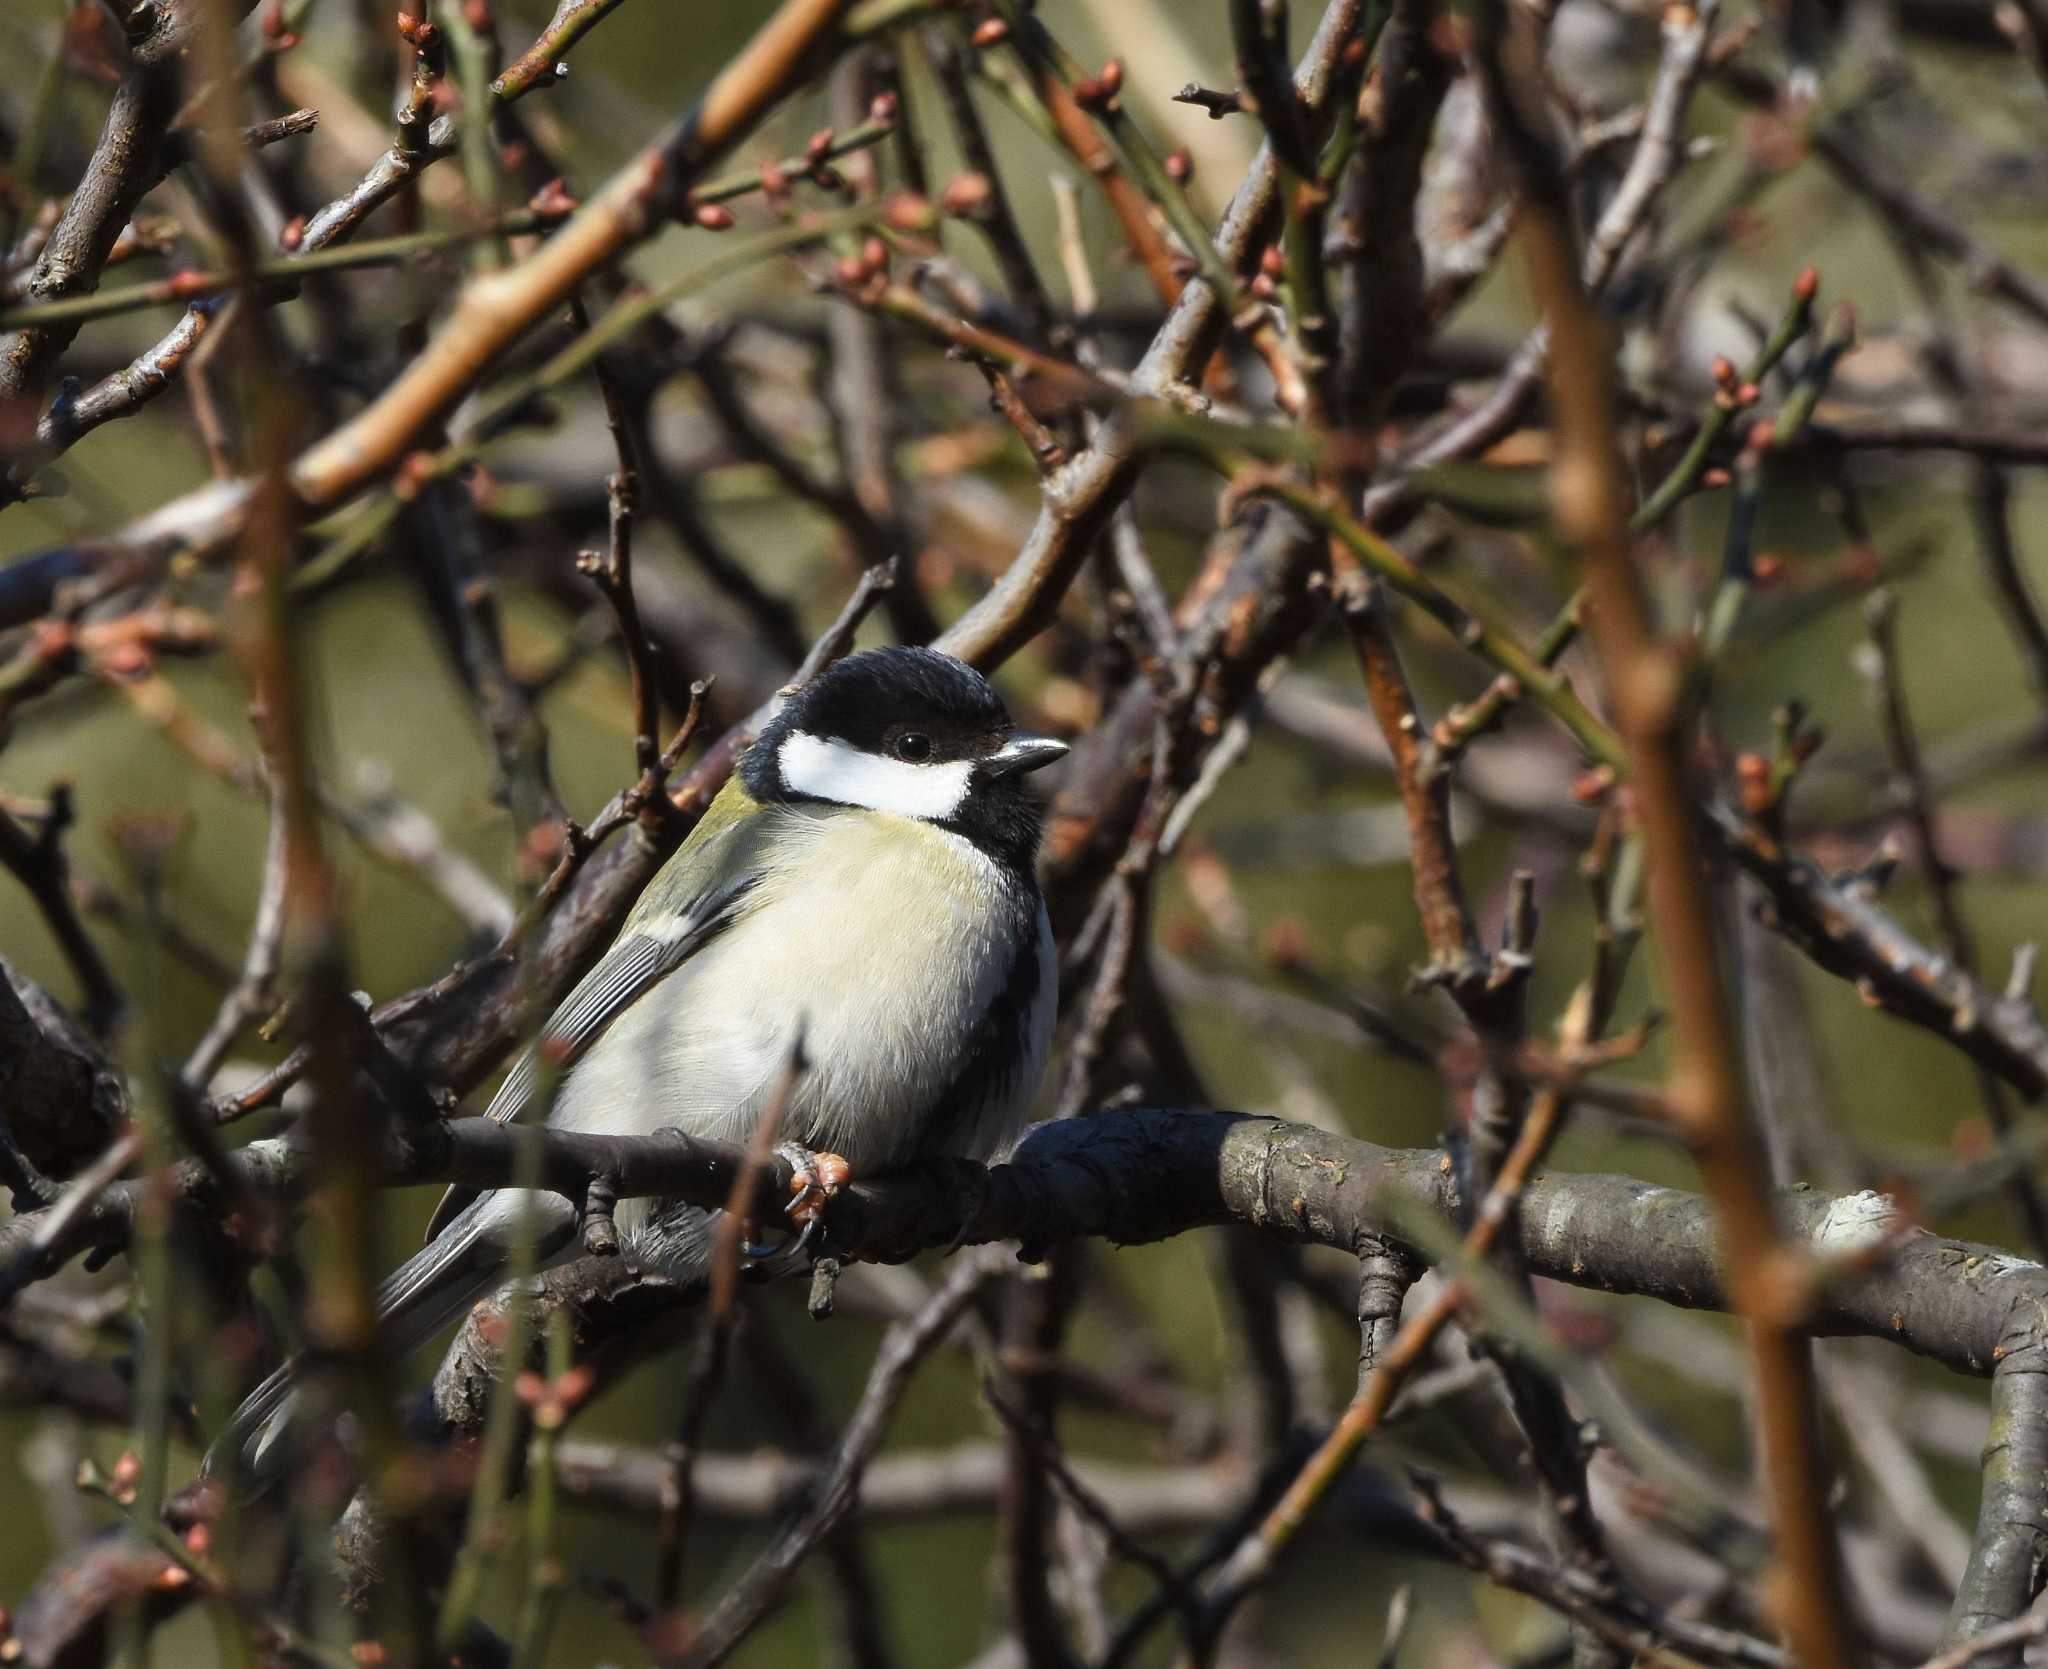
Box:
420;779;778;1244
219;786;779;1485
421;876;755;1241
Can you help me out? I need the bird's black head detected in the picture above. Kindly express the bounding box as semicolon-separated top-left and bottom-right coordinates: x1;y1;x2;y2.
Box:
744;645;1066;871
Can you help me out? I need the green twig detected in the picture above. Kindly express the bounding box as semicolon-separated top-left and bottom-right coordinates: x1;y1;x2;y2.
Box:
509;1312;575;1669
435;1113;551;1651
1241;473;1626;768
0;208;570;330
293;204;886;589
1632;266;1819;532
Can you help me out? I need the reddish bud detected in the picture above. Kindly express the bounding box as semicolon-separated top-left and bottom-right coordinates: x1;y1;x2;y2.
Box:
804;127;836;168
972;17;1009;46
1952;1115;1993;1161
868;90;899;125
554;1363;597;1412
940;172;993;216
393;450;437;501
1097;58;1123;96
691;202;735;230
1736;382;1762;409
1261;916;1312;972
1700;466;1732;490
1794;264;1819;301
527;177;577;220
350;1644;389;1668
1745;417;1775;452
1072;70;1116;109
834;254;869;288
279;214;307;251
100;643;149;683
758;158;789;199
1735;751;1773;818
167;270;210;299
861;236;889;275
184;1523;212;1558
1164;147;1193;182
30;619;73;663
1571;766;1616;804
1751;552;1786;584
1710;353;1736;387
1249;272;1276;300
1259;244;1285;278
882;190;935;231
111;1452;143;1491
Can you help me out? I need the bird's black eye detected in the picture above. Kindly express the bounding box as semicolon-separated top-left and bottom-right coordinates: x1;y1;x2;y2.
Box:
894;732;933;763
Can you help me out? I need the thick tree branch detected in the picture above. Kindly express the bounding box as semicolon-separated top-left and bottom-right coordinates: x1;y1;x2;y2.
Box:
1943;1339;2048;1659
5;1110;2043;1385
0;15;183;415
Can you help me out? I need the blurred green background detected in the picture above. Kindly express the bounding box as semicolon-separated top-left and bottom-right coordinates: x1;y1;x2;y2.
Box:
6;0;2048;1661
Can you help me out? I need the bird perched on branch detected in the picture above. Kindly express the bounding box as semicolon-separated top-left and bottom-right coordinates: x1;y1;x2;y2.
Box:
215;644;1066;1477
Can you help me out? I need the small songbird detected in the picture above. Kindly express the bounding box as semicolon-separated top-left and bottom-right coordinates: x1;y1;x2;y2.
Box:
217;645;1066;1475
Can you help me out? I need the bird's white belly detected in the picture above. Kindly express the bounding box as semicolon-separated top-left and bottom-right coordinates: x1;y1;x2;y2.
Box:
548;810;1031;1172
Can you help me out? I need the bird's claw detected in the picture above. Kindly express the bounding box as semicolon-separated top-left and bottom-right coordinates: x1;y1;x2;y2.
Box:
776;1141;850;1225
736;1145;849;1279
740;1211;822;1280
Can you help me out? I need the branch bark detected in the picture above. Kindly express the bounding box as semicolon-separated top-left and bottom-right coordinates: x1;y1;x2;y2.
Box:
7;1109;2045;1384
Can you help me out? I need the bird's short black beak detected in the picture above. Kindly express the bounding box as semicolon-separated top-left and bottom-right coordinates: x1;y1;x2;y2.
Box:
984;732;1070;778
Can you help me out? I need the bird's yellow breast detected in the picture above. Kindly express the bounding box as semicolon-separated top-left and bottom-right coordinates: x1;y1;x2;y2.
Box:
553;803;1030;1169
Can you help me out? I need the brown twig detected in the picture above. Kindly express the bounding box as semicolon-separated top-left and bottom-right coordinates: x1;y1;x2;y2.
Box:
178;757;290;1090
0;10;184;430
1718;805;2048;1100
1173;83;1248;120
492;0;632;102
1360;0;1720;526
1493;6;1857;1662
1191;981;1603;1632
926;30;1059;344
1408;1472;1784;1669
674;1250;1006;1667
0;790;122;1037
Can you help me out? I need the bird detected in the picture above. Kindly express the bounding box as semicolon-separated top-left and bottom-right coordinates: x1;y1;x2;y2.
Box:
214;644;1067;1477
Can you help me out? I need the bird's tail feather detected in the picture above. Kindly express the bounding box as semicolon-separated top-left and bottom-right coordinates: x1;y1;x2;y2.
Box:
205;1190;575;1485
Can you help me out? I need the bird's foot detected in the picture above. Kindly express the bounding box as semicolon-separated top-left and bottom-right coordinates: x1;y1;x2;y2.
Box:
736;1144;851;1279
777;1141;851;1225
740;1213;821;1280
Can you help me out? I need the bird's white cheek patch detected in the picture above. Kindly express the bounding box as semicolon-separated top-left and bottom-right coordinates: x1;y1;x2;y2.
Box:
779;732;973;821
